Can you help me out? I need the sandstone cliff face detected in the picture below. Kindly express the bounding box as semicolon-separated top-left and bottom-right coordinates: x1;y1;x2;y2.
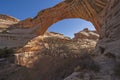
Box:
96;0;120;58
0;14;19;22
73;28;99;41
73;28;99;48
0;14;19;32
73;28;99;49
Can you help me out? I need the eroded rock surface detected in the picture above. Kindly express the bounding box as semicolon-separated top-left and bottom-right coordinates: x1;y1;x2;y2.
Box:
11;0;109;35
0;14;19;32
64;0;120;80
73;28;99;41
73;28;99;49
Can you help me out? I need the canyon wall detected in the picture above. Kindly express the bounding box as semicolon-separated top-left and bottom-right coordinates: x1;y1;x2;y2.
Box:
1;0;120;80
95;0;120;59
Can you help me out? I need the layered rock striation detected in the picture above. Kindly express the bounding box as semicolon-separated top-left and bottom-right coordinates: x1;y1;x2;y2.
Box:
73;28;99;49
73;28;99;41
11;0;109;35
0;14;19;32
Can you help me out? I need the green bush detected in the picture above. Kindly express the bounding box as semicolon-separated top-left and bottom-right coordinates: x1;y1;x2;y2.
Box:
0;47;14;58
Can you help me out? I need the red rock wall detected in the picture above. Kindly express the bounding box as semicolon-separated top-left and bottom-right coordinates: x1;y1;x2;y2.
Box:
12;0;108;35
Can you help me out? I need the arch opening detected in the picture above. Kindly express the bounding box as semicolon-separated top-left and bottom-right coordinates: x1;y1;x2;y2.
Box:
48;18;95;38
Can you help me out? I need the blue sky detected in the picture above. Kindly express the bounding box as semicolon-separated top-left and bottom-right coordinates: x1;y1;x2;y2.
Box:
0;0;95;38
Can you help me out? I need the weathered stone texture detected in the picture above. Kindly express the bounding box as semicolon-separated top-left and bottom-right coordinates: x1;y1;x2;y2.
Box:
0;14;19;22
12;0;108;35
73;28;99;41
96;0;120;58
0;14;19;31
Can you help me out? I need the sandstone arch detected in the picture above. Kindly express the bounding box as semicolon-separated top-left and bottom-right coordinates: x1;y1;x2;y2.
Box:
13;0;109;35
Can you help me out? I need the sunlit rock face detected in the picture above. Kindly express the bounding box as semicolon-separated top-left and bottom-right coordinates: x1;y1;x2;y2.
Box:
73;28;99;41
0;14;19;32
0;14;19;22
73;28;99;49
15;28;99;67
11;0;109;35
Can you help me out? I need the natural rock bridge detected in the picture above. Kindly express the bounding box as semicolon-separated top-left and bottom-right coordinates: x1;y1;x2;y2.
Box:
5;0;120;56
11;0;120;69
12;0;109;35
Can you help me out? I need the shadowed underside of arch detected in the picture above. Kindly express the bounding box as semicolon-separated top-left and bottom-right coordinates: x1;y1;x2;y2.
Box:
13;0;109;35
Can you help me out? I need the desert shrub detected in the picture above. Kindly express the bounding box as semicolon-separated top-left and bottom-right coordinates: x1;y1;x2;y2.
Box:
41;37;73;56
0;47;14;58
113;62;120;77
41;37;100;71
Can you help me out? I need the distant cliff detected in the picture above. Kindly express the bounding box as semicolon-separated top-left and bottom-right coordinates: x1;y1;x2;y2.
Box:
0;14;19;32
